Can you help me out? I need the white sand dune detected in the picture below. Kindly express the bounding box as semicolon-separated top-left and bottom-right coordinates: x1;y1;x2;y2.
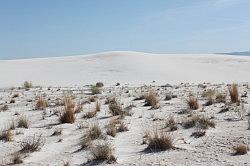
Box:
1;51;250;87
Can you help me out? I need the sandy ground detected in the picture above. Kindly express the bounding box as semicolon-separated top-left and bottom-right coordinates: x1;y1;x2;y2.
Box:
0;52;249;165
1;51;250;87
0;82;249;166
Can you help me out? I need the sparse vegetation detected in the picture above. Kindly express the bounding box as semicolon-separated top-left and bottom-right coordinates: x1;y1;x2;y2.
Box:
36;95;48;110
17;115;29;128
233;144;249;155
165;116;178;131
186;95;199;110
229;83;239;104
20;135;44;153
145;89;159;109
90;85;101;95
23;81;33;90
145;130;174;151
182;114;215;129
59;96;76;123
0;129;13;142
90;143;116;163
108;98;126;117
95;101;101;112
86;123;102;140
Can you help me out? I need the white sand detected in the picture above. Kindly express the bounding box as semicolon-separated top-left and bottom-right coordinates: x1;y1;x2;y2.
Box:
1;51;250;87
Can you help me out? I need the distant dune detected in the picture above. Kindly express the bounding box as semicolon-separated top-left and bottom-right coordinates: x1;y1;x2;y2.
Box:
1;51;250;87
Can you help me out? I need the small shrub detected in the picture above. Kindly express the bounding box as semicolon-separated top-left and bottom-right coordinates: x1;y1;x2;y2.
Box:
186;96;199;110
117;122;128;132
90;85;101;95
87;124;102;140
197;116;215;129
215;93;227;103
233;144;249;155
81;136;92;149
63;96;75;109
90;143;116;163
35;95;48;110
20;135;44;153
23;81;33;90
108;99;126;116
0;129;13;142
182;115;199;129
17;116;29;128
145;90;159;109
229;83;239;104
145;130;174;151
106;125;117;137
165;116;178;131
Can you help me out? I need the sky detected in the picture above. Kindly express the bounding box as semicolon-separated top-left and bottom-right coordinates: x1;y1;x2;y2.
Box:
0;0;250;59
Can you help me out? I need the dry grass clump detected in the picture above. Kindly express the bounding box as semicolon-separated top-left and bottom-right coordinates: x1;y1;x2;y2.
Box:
145;89;159;109
229;83;239;104
106;118;128;137
0;129;13;142
165;116;178;131
182;114;215;129
182;115;199;129
90;143;116;163
20;135;44;153
90;85;101;95
215;93;227;103
108;98;126;117
197;116;215;129
59;96;76;123
233;144;249;155
35;95;48;110
144;130;174;151
63;96;75;109
86;123;102;140
81;136;92;149
17;116;29;128
117;122;128;132
186;95;199;110
106;125;117;137
23;81;33;90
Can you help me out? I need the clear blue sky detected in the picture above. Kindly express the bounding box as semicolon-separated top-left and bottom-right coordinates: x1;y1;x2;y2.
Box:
1;0;250;59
